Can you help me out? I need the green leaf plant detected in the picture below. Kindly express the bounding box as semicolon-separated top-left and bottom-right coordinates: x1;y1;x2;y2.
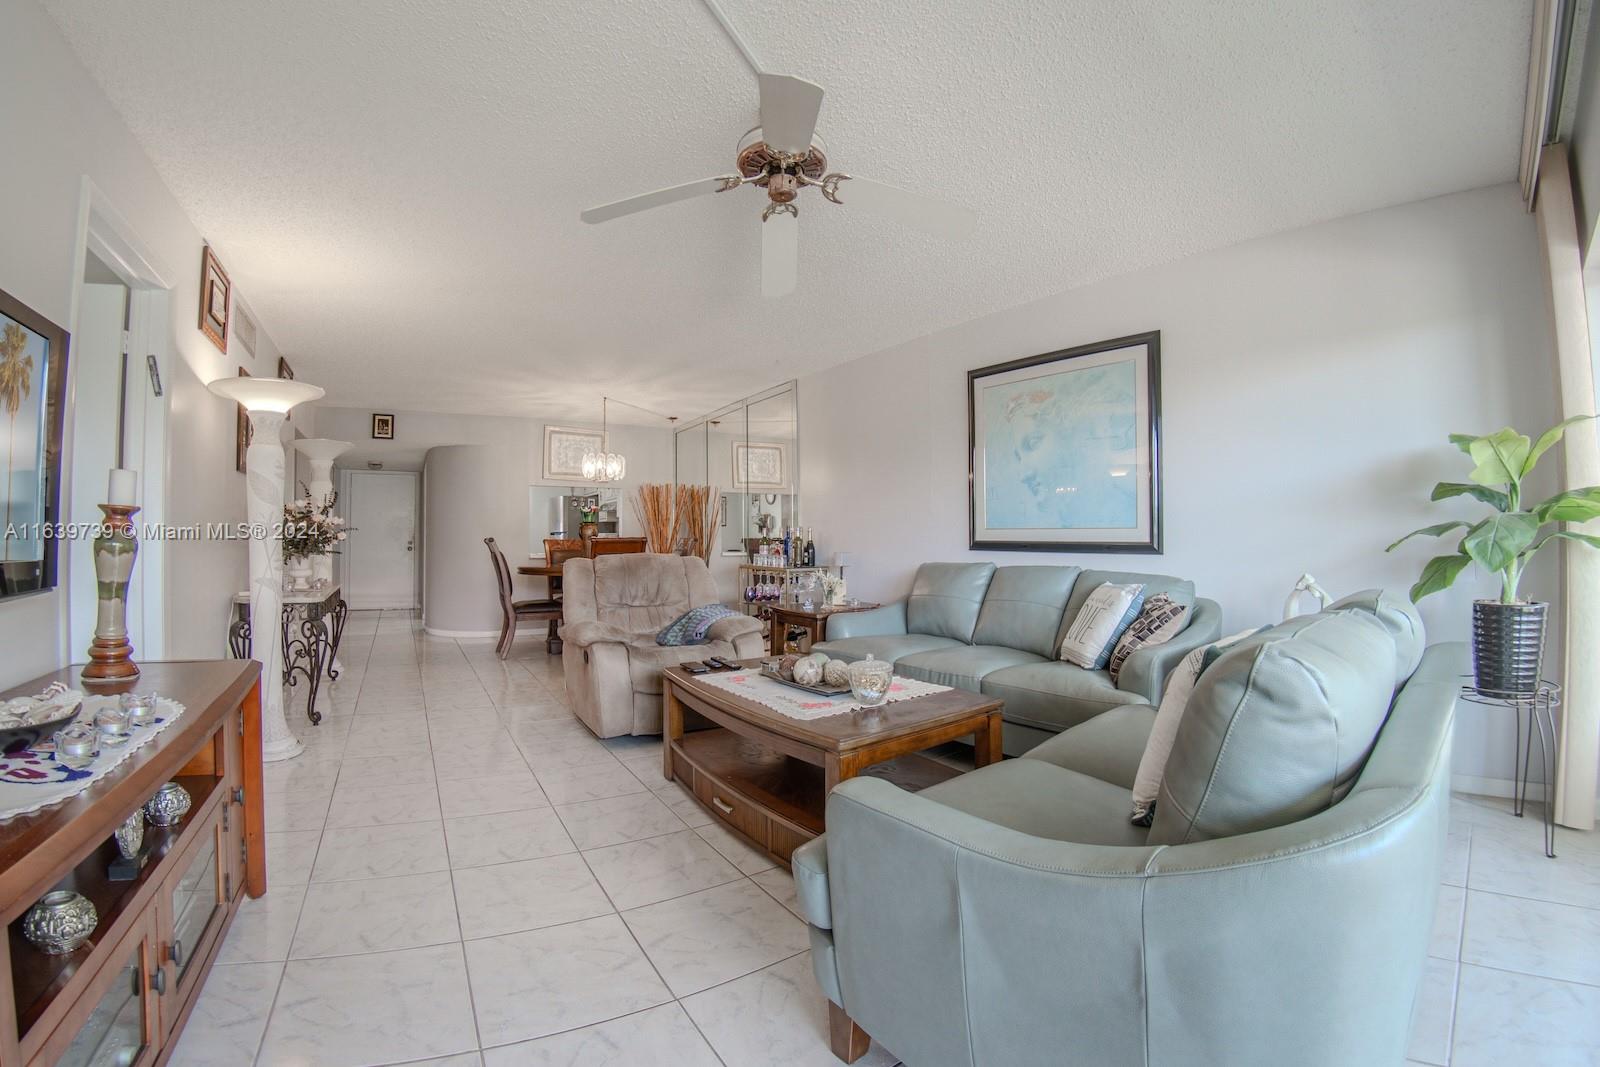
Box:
1387;417;1600;604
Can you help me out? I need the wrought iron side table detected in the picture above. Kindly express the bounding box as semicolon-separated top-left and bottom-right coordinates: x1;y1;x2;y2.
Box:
1459;679;1560;858
229;584;348;726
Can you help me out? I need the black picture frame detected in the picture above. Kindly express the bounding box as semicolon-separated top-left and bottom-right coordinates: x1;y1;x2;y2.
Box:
968;330;1162;553
0;286;70;596
372;413;395;440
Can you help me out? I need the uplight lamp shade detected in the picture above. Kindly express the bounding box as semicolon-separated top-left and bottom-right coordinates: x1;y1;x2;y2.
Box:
206;376;325;413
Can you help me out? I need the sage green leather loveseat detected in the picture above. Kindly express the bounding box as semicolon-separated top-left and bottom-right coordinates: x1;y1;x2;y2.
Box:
814;562;1222;754
794;592;1450;1067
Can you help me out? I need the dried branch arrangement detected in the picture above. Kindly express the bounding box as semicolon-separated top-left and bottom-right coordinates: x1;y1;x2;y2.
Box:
676;484;721;562
632;483;679;553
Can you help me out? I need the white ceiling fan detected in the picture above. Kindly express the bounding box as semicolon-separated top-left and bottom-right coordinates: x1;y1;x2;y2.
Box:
578;1;977;298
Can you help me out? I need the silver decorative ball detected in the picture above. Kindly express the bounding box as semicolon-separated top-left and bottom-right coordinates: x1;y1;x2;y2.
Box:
23;891;98;955
823;659;851;687
144;782;191;827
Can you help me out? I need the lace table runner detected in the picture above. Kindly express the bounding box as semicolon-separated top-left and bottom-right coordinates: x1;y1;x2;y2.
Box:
0;695;186;821
690;669;951;720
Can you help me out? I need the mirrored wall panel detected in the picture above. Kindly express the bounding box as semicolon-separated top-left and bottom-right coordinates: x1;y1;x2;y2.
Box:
675;382;798;557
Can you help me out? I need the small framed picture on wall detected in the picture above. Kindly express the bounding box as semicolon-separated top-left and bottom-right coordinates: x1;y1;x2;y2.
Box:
199;245;231;354
371;413;395;440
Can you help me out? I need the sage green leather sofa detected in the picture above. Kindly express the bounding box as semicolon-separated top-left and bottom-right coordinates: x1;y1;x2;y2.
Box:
815;562;1222;754
793;592;1450;1067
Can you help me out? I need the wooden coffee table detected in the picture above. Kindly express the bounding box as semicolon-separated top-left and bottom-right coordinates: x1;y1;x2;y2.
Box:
661;663;1003;867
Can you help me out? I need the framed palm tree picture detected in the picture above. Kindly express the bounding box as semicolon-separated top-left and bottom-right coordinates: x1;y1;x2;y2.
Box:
0;287;69;597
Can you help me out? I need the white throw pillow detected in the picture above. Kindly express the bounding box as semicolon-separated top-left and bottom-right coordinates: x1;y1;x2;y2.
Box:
1130;627;1262;825
1058;582;1145;670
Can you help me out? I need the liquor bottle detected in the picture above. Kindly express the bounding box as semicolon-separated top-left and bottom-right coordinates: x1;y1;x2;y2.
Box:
803;527;815;567
782;528;792;567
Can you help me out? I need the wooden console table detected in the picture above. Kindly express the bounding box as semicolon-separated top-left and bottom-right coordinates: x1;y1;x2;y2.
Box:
0;660;265;1067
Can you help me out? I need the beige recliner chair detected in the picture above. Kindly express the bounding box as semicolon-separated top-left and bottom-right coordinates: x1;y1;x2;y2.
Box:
561;554;765;737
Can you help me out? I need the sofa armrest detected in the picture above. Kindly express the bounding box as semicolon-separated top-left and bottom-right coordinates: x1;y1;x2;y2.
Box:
704;614;763;644
1115;597;1222;704
823;600;908;640
563;620;636;647
790;836;832;929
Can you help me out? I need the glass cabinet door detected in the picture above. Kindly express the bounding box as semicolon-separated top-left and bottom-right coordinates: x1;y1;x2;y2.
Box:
161;806;227;1018
53;916;157;1067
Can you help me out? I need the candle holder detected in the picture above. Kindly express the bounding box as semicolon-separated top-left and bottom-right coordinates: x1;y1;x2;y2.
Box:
82;504;140;684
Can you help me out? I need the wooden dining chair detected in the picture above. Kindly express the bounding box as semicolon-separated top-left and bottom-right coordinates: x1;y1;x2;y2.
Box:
485;538;562;658
587;536;649;557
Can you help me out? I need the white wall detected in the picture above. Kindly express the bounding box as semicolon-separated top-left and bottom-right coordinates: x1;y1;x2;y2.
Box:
800;183;1562;787
313;406;674;600
0;1;288;682
421;445;502;636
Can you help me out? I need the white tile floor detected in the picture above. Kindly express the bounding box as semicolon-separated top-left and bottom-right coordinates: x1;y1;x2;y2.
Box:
169;610;1600;1066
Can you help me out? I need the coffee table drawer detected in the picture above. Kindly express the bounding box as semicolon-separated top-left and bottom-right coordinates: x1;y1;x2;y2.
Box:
692;769;769;846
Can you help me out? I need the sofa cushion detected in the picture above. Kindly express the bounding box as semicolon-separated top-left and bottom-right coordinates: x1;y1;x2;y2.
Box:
1021;704;1156;791
812;633;963;666
906;562;996;642
1057;569;1195;653
979;660;1144;735
1147;610;1397;846
1327;588;1426;684
969;565;1081;658
626;639;735;694
896;645;1046;692
1130;627;1263;825
919;758;1150;847
592;554;711;633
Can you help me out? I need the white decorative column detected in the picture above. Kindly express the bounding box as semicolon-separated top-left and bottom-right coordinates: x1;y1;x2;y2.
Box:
294;438;352;586
208;376;325;763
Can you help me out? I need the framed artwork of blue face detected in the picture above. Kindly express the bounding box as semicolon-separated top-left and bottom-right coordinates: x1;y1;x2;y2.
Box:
968;331;1162;553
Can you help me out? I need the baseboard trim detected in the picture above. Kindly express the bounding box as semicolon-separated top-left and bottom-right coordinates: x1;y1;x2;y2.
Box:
422;627;502;639
1452;772;1600;807
1452;774;1546;802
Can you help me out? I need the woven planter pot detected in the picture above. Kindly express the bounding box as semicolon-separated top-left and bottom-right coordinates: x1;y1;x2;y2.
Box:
1471;600;1548;697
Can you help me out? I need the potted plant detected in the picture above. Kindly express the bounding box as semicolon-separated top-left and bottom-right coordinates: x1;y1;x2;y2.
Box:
1388;417;1600;696
282;492;348;592
577;495;600;543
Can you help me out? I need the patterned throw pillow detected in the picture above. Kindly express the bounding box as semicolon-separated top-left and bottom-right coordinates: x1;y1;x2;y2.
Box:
1058;583;1146;670
1106;594;1188;684
656;604;741;646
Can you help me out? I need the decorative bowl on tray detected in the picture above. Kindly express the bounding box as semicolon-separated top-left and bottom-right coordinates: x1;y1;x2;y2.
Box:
0;684;85;756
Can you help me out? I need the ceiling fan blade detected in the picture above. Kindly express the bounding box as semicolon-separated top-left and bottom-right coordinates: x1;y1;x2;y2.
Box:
826;175;976;240
762;209;798;298
580;175;738;224
759;74;824;156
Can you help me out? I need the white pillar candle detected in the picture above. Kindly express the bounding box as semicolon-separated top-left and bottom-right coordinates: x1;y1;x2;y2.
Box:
107;469;137;506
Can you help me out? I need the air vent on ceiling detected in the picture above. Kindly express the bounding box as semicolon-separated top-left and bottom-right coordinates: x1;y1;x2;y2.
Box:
366;462;383;470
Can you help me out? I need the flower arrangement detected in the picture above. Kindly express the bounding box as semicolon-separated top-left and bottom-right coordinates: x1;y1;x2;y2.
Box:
282;490;348;562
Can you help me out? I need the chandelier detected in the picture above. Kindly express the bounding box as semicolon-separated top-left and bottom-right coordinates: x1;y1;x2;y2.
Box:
581;396;626;482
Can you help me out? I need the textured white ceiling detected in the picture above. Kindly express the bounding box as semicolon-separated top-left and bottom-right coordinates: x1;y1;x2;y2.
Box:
43;0;1531;420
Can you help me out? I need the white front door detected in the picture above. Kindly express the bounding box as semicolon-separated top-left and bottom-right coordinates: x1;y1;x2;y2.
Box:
344;470;419;609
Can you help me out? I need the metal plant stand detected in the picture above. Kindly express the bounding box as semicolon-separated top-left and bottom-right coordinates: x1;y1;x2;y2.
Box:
1460;680;1561;858
229;584;347;726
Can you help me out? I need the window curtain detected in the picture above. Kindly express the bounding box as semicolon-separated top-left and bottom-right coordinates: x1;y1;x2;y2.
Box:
1535;143;1600;830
